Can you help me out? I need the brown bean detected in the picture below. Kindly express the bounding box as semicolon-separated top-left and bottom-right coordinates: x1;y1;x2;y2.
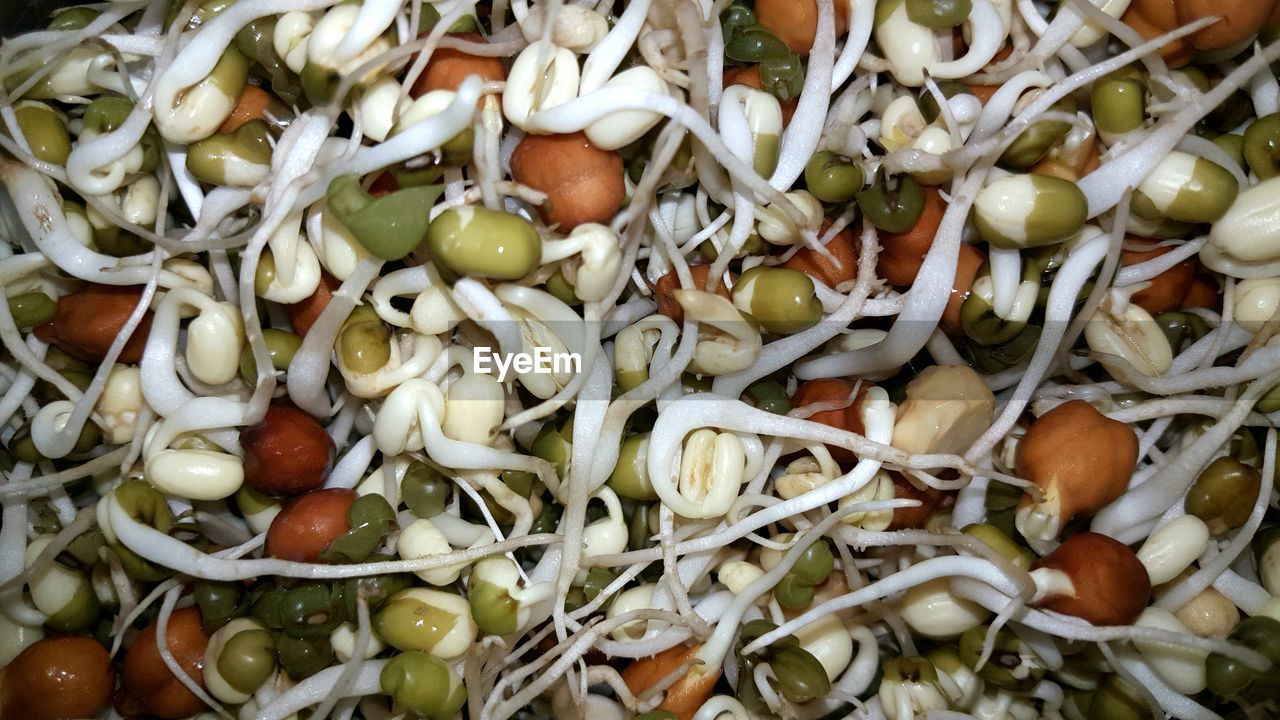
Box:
1031;532;1150;626
654;265;733;325
0;637;114;720
782;220;859;287
118;606;210;719
791;378;872;463
878;187;945;287
1016;400;1138;530
887;472;948;530
287;271;340;337
755;0;850;56
1119;238;1196;315
240;402;335;496
265;488;356;562
1176;0;1277;50
941;243;985;337
1181;275;1220;310
219;85;277;134
510;132;624;230
33;284;153;363
411;32;506;98
621;644;720;720
1121;0;1193;66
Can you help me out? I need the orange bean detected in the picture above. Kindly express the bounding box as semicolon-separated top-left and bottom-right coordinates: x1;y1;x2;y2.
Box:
791;378;872;463
755;0;850;56
411;32;507;98
621;644;720;720
1;637;114;720
878;187;946;287
34;284;153;364
1176;0;1277;50
118;606;210;720
965;84;1002;105
1016;400;1138;532
219;85;275;134
265;488;356;562
510;132;625;230
887;472;949;530
240;402;335;496
782;220;859;287
288;271;341;337
1031;532;1150;626
941;243;985;337
1181;275;1220;310
654;265;733;325
1121;0;1193;67
1119;238;1197;315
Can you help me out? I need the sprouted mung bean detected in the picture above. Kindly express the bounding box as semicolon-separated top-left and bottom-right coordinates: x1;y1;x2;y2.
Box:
1;1;1280;719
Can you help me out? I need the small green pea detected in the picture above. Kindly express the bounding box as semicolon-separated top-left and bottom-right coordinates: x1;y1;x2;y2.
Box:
403;461;450;518
426;206;543;281
340;570;412;621
239;327;303;381
275;633;334;680
468;578;519;635
734;266;823;335
327;174;445;261
82;96;134;135
759;53;805;103
805;151;864;204
1135;156;1238;224
960;291;1024;346
1206;616;1280;699
187;119;273;186
279;583;345;638
962;324;1041;374
13;103;71;165
321;493;397;563
1088;674;1148;720
1154;310;1210;352
7;292;55;329
770;644;832;703
48;7;99;31
959;624;1043;689
235;18;302;106
918;81;972;124
337;305;392;375
44;575;101;632
195;580;245;632
973;174;1088;249
530;417;573;478
905;0;972;28
962;523;1033;569
380;651;468;720
1244;113;1280;180
719;2;758;41
544;269;581;306
1212;133;1246;169
218;628;276;695
856;171;924;234
608;433;656;500
1185;456;1262;534
1092;69;1146;138
1000;98;1076;169
724;24;790;64
746;378;791;414
374;593;460;652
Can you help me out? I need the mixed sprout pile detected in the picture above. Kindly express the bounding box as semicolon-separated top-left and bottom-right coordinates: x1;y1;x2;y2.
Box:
4;0;1280;719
